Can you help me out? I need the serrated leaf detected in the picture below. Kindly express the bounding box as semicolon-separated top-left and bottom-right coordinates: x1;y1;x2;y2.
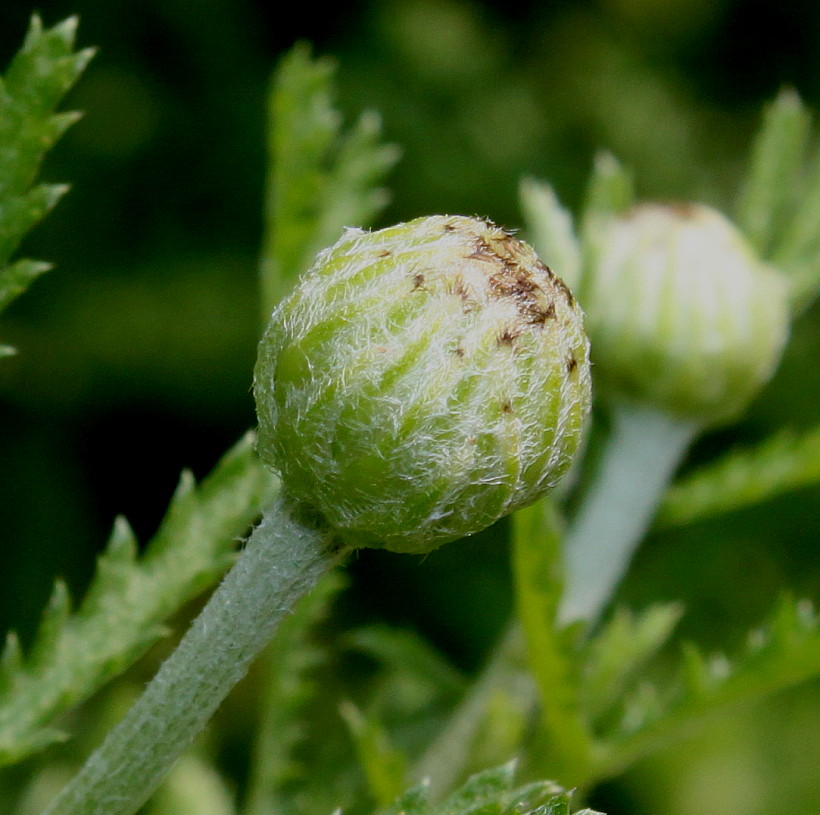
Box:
259;43;398;315
735;88;811;256
345;625;465;705
542;795;571;815
0;14;92;355
597;596;820;779
146;470;200;557
0;182;69;261
656;423;820;530
317;110;400;242
79;516;139;613
0;258;51;311
0;434;278;768
502;780;565;814
580;152;634;231
680;644;713;698
380;780;431;815
0;15;93;195
0;632;23;692
437;762;517;815
577;153;634;308
0;725;67;766
519;177;582;292
580;604;683;724
772;193;820;311
28;580;72;667
383;764;598;815
340;700;408;808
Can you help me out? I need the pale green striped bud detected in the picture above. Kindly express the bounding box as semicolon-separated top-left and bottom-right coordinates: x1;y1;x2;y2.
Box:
255;215;591;554
582;203;789;424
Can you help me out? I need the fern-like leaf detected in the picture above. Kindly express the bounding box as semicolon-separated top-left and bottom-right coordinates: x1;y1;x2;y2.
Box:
770;142;820;310
734;88;811;257
656;423;820;530
597;595;820;778
580;604;683;725
259;43;399;316
0;16;93;349
0;433;278;767
519;177;582;292
340;700;408;808
579;152;634;233
380;762;600;815
733;88;820;311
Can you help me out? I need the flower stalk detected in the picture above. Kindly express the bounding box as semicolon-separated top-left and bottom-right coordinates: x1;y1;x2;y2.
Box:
43;497;345;815
559;399;699;625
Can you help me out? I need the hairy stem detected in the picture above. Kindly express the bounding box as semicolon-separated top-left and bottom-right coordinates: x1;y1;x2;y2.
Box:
559;400;698;625
42;498;345;815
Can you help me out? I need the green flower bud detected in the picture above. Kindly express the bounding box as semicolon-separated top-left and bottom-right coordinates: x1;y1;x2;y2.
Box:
582;203;789;424
255;215;591;554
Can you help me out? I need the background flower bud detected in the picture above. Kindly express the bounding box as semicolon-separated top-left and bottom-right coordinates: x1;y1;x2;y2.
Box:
255;215;591;554
581;203;789;424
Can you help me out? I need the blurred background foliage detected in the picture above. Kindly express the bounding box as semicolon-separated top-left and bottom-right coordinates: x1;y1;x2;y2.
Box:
0;1;818;813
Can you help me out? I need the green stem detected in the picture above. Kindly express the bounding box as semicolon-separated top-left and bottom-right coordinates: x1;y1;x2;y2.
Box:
512;500;595;786
559;400;699;626
413;400;698;794
42;498;345;815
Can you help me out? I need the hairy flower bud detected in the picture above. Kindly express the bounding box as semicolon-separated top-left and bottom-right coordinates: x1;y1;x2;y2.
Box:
255;216;591;554
582;203;789;424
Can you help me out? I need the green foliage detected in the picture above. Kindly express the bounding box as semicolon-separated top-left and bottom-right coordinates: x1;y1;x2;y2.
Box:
519;178;582;292
0;9;818;815
735;89;820;311
0;15;93;355
472;487;819;797
0;433;278;766
381;763;600;815
411;625;536;801
341;700;408;808
598;596;820;777
579;604;683;724
259;43;399;316
735;89;812;258
579;153;634;236
656;422;820;529
511;500;593;784
342;624;469;805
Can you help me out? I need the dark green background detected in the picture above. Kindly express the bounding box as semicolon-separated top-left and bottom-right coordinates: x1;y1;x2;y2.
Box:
0;2;818;813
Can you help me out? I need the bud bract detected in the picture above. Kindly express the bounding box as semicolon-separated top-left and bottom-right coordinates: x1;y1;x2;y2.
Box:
255;216;591;553
582;203;789;424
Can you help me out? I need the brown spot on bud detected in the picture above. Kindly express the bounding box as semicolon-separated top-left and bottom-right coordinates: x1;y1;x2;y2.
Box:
497;327;519;346
534;259;575;307
566;355;578;374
